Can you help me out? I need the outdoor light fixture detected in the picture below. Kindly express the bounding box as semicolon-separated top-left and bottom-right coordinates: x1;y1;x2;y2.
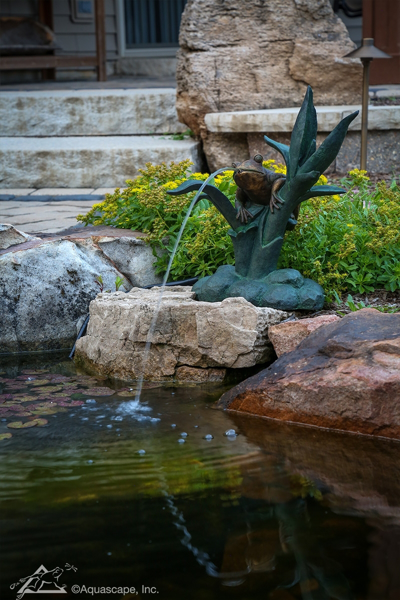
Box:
344;38;391;170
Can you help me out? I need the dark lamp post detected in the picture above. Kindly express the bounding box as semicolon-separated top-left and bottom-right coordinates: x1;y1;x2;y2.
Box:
344;38;391;170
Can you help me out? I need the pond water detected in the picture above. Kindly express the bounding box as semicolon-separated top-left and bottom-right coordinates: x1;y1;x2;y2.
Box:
1;355;400;600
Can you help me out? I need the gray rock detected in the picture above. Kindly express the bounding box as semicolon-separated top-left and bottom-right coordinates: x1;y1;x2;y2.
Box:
0;225;164;354
0;238;130;354
75;286;289;381
0;223;40;250
98;236;163;288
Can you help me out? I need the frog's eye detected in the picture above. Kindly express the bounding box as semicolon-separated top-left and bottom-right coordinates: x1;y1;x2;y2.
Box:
253;154;263;163
232;162;237;168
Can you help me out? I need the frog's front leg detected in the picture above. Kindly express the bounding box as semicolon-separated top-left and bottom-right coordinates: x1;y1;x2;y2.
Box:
235;187;253;224
270;177;286;213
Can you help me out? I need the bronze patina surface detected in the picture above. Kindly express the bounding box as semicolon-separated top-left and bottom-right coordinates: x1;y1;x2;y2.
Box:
233;154;286;223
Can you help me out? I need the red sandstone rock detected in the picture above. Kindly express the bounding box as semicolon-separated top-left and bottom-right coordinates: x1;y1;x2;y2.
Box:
219;309;400;440
268;314;340;357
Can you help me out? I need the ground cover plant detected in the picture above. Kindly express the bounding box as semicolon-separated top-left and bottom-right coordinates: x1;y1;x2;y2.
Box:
77;161;400;300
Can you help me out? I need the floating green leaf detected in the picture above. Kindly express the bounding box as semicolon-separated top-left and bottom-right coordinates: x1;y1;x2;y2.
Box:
0;433;12;440
7;421;37;429
30;418;48;427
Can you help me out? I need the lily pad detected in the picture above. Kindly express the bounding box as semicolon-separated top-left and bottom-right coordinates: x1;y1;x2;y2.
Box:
81;387;115;396
0;394;14;402
0;433;12;440
117;390;137;397
14;395;37;402
7;420;37;429
30;379;51;386
33;386;63;393
30;418;48;427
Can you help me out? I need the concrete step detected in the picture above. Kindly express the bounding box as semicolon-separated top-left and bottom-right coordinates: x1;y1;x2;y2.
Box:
0;88;185;137
0;136;201;188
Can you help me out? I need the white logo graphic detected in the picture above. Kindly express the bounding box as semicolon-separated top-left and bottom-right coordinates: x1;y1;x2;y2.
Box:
10;563;77;599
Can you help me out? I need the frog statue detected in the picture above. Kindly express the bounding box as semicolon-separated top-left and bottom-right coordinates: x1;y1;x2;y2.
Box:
232;154;299;228
233;154;286;223
167;86;359;311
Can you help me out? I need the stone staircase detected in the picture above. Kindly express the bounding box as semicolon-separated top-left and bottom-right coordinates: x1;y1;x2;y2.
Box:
0;88;201;188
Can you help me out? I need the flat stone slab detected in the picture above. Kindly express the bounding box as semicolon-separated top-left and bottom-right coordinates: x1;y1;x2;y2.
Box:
0;136;201;188
218;309;400;441
0;88;185;136
75;286;290;381
205;105;400;133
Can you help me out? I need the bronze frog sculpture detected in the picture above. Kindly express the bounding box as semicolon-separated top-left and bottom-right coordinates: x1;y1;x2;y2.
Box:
232;154;287;223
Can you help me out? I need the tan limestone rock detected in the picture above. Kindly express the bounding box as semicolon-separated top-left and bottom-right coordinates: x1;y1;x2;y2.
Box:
75;286;289;381
177;0;362;170
175;366;226;382
268;314;340;356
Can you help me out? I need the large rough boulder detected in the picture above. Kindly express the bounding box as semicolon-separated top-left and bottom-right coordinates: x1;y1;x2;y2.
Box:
268;314;340;356
218;309;400;440
75;286;289;381
0;225;162;353
177;0;362;170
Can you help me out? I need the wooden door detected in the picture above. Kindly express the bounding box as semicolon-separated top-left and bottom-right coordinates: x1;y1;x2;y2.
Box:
363;0;400;84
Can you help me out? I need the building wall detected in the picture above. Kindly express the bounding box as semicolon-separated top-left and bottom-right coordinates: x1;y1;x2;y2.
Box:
0;0;118;62
53;0;118;62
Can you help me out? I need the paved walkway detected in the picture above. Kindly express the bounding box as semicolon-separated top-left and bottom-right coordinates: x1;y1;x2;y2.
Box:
0;188;115;234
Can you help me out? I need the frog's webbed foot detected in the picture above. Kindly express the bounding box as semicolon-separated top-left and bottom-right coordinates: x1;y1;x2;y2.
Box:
236;206;253;224
270;192;285;214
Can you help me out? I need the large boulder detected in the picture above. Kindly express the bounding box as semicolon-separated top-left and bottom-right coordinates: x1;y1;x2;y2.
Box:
75;286;289;381
218;309;400;440
268;314;340;356
177;0;362;170
0;225;162;354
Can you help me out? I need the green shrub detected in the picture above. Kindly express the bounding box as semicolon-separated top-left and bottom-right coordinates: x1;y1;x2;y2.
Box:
77;162;400;297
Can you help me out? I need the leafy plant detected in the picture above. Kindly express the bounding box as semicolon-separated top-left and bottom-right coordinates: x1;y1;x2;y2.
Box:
79;161;400;299
115;276;126;291
95;275;104;292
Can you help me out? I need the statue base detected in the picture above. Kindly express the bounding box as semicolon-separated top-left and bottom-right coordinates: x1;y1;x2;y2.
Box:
193;265;324;311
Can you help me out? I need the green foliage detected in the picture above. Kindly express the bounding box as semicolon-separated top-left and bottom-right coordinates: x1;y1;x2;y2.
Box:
78;160;237;280
278;170;400;298
115;276;126;291
78;162;400;297
334;293;400;315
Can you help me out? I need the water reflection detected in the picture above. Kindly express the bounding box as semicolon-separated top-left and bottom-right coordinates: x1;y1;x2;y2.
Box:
0;358;400;598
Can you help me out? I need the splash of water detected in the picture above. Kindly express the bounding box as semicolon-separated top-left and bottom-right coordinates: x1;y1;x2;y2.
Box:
131;167;231;405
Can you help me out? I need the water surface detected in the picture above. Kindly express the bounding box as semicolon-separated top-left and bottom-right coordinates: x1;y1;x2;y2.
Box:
1;356;399;599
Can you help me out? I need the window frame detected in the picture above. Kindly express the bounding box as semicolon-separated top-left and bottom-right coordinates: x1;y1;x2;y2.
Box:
116;0;181;58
